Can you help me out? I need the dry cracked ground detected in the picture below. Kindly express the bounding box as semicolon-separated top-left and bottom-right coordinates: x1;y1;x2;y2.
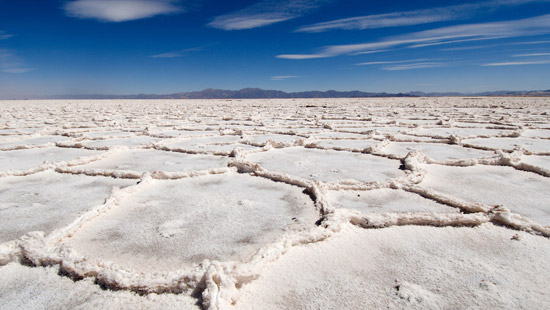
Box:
0;98;549;310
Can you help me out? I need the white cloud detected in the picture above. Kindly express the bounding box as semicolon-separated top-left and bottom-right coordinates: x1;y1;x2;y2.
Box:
408;37;501;48
440;44;499;51
277;15;550;59
271;75;299;80
356;59;429;66
1;68;34;73
482;60;550;66
151;47;202;58
276;53;327;59
513;52;550;57
0;31;13;40
208;0;329;30
297;6;470;33
151;52;183;58
351;49;390;55
382;62;445;71
0;50;33;74
296;0;550;33
512;40;550;45
64;0;182;22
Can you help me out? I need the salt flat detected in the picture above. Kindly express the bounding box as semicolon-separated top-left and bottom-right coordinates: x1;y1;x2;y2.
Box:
0;97;549;309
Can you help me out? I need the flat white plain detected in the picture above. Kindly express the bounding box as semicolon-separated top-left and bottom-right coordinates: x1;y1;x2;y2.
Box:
0;97;549;310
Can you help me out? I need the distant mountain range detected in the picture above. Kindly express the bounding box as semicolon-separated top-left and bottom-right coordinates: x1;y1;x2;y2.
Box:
50;88;550;99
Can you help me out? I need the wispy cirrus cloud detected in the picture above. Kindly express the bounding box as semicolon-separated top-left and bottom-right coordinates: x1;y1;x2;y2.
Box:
512;40;550;45
151;47;202;58
296;0;550;33
208;0;330;30
0;31;13;40
440;39;550;51
356;59;429;66
356;58;446;70
513;52;550;57
382;62;446;71
63;0;183;22
271;75;299;80
482;59;550;66
0;50;33;74
277;15;550;59
440;44;500;51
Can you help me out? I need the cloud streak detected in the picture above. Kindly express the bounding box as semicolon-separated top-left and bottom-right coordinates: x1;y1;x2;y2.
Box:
296;0;550;33
513;52;550;57
271;75;299;80
277;15;550;59
356;59;429;66
0;50;33;74
208;0;329;30
63;0;182;22
151;47;202;58
483;60;550;66
0;31;13;40
382;62;445;71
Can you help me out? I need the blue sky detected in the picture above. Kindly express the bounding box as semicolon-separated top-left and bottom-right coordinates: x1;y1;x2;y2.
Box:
1;0;550;98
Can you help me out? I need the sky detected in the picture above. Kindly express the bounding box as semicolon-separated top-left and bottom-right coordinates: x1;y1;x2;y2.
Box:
1;0;550;98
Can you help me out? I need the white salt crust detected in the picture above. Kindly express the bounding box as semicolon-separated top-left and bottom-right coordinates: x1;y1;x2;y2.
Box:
0;97;549;309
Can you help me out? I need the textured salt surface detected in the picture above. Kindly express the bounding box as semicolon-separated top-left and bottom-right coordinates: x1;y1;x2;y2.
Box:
463;137;550;154
0;98;549;309
0;263;199;310
67;173;318;271
380;142;494;161
236;224;550;310
0;135;70;149
0;147;100;173
521;155;550;171
80;135;161;148
307;139;380;151
327;188;459;214
77;148;228;174
246;147;404;182
0;171;134;243
420;164;550;225
409;127;512;138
